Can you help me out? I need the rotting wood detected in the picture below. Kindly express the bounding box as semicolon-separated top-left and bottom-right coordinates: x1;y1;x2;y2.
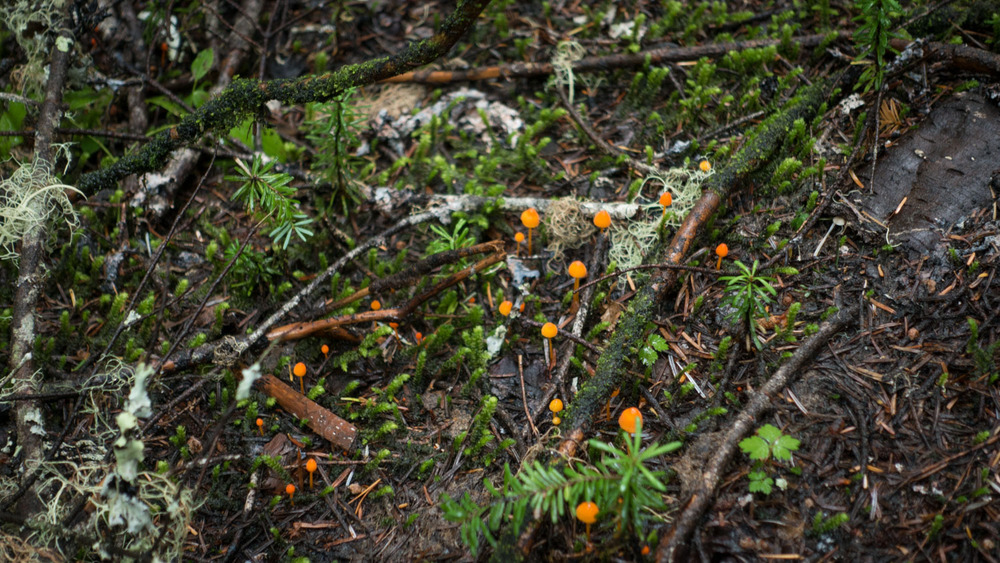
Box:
256;373;357;451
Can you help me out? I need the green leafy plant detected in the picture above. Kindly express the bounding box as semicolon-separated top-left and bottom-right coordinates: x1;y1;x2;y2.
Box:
719;260;790;349
739;423;801;495
639;332;670;371
440;420;681;555
811;511;849;535
427;218;476;256
226;155;314;249
853;0;903;92
306;88;371;216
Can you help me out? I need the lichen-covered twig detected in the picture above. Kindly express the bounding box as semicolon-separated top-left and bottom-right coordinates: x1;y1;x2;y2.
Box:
6;3;73;519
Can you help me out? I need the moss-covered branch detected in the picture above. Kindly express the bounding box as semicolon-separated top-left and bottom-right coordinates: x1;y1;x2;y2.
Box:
77;0;493;193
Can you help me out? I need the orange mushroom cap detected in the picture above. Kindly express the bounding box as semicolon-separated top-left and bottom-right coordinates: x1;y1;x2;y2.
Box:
498;301;513;317
568;261;587;279
552;416;561;425
716;243;728;258
255;417;263;427
549;398;564;413
576;501;599;524
514;232;525;243
293;362;306;377
306;459;317;473
541;322;558;339
371;300;381;311
520;208;540;229
321;344;329;355
618;407;643;434
285;484;295;495
659;192;673;207
699;160;712;172
593;210;611;230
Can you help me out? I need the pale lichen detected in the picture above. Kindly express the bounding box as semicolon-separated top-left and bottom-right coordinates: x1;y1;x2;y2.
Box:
0;158;80;263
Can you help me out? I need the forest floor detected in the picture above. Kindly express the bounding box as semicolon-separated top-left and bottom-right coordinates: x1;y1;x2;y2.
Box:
1;0;999;561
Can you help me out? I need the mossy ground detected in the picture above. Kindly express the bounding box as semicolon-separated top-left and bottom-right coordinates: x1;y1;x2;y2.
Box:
1;0;998;560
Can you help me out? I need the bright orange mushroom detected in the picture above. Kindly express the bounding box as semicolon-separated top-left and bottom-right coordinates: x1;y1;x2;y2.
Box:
549;398;564;413
285;483;296;506
593;210;611;234
715;243;728;270
321;344;329;358
618;407;643;434
567;261;587;307
371;300;381;311
389;322;399;340
699;160;712;172
498;300;513;317
520;208;540;255
541;322;558;367
659;192;672;216
514;232;525;257
576;501;599;542
306;458;317;489
293;362;307;394
256;417;264;436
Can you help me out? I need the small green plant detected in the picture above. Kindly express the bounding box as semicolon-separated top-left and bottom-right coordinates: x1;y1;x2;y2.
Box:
966;318;1000;383
427;218;476;256
638;332;670;372
739;423;800;495
719;261;791;349
440;419;681;555
306;88;370;216
811;511;849;535
226;155;314;249
852;0;903;92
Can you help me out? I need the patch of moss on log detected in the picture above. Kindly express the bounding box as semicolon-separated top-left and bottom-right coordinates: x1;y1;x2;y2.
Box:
560;284;655;431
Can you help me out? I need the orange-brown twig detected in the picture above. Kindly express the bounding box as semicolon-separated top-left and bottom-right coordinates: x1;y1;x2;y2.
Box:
267;248;506;342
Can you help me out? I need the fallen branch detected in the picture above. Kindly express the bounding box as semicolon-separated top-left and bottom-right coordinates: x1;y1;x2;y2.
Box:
256;374;357;450
267;247;505;342
652;75;838;299
656;304;857;562
384;33;844;84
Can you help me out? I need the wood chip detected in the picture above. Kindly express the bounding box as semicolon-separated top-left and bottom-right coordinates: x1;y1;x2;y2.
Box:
868;298;896;314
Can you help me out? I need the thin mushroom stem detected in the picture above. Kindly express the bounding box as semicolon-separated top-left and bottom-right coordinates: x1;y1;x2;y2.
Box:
813;217;845;257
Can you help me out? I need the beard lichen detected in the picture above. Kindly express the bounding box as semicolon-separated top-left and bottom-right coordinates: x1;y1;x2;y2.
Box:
0;158;81;263
544;198;597;267
608;164;710;269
